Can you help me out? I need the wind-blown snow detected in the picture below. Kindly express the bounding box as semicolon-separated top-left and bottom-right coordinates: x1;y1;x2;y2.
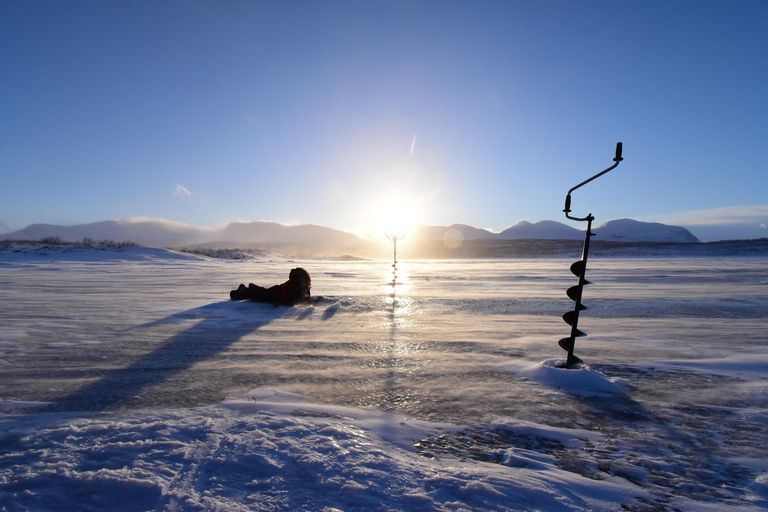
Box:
1;245;767;511
502;359;632;397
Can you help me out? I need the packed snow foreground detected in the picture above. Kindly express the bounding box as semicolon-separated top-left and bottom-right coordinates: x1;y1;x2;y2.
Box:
1;244;767;511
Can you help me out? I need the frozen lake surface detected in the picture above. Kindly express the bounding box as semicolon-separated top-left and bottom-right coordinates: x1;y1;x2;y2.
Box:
1;245;767;511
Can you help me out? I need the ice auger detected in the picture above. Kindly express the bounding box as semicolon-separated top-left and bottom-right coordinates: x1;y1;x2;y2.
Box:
557;142;623;368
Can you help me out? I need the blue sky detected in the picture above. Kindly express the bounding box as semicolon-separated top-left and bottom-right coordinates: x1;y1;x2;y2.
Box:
1;0;766;241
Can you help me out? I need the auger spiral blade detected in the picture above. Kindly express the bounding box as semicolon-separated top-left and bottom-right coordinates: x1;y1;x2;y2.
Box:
566;285;591;302
562;311;587;334
570;260;586;277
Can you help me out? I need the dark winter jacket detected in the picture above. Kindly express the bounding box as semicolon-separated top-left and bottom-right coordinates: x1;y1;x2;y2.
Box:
230;268;311;305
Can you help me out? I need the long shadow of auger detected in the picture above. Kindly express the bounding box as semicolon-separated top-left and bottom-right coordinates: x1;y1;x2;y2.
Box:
43;301;290;413
546;363;753;502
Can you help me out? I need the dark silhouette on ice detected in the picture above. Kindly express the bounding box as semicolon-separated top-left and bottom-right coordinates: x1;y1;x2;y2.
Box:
558;142;623;368
229;267;311;305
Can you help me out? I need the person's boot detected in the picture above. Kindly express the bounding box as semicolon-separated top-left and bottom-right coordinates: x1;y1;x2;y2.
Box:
230;283;247;300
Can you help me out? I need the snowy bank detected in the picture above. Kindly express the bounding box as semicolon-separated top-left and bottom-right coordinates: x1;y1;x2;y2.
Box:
1;389;737;512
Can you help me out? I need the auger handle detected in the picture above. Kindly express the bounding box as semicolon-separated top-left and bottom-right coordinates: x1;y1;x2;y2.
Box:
564;142;624;221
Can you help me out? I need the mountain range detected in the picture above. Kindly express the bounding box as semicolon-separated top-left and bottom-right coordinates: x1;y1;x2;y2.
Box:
411;219;700;244
2;217;700;249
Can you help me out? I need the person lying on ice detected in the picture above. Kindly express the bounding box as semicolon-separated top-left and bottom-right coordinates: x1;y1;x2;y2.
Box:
229;267;311;305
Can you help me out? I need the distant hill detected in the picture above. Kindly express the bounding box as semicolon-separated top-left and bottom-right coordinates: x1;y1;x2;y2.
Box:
498;220;584;240
410;224;497;241
592;218;700;243
411;219;699;243
216;221;363;247
2;218;366;249
4;218;209;247
2;216;700;248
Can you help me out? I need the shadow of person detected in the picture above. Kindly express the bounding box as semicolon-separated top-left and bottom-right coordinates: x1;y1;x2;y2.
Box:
40;301;291;413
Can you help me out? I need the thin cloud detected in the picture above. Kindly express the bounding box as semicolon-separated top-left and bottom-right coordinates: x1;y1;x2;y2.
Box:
173;183;192;198
636;205;768;226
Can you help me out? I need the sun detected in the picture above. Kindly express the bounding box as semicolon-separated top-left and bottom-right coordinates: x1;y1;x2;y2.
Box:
377;203;415;238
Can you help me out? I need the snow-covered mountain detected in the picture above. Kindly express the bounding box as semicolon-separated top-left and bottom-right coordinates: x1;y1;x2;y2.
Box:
499;220;584;240
2;218;366;249
592;218;700;243
410;224;497;241
216;221;364;247
411;219;699;243
2;217;700;247
4;218;210;247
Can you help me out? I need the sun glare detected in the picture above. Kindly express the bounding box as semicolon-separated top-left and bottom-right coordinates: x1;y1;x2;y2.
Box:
378;203;414;238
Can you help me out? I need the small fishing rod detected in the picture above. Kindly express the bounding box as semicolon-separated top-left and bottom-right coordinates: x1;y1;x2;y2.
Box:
385;231;404;284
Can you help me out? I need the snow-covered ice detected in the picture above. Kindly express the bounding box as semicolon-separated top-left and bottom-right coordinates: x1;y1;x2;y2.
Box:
1;245;767;511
